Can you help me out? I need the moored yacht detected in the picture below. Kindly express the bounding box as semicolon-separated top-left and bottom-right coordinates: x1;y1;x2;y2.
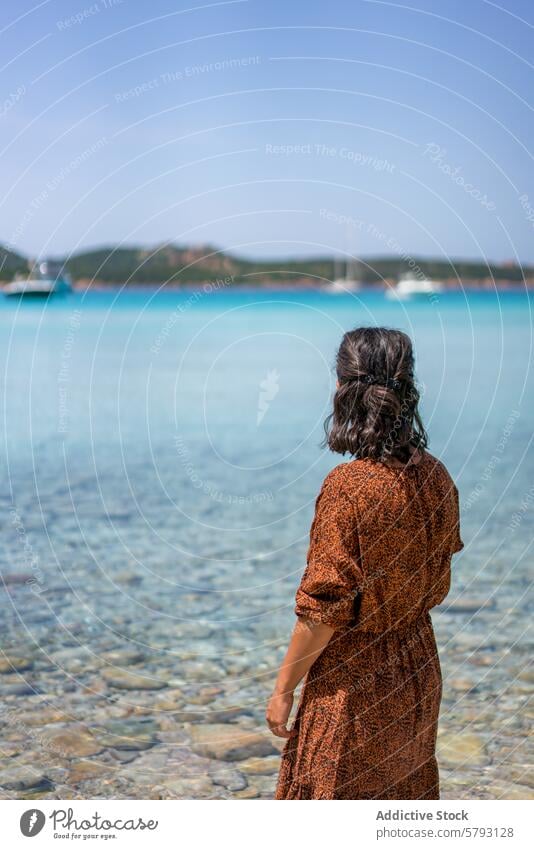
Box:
385;271;443;300
3;261;72;298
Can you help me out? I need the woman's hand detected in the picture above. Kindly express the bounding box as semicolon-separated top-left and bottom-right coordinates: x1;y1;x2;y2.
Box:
266;689;294;738
267;617;334;738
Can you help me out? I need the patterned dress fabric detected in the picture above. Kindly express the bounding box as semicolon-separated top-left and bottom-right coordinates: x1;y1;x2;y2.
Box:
276;451;463;800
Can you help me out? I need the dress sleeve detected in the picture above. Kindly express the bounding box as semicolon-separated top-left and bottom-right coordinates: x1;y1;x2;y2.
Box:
452;485;464;553
295;470;363;630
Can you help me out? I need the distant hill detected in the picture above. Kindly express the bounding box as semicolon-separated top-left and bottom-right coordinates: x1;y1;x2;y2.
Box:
58;244;335;285
60;245;240;285
0;245;30;280
1;242;532;286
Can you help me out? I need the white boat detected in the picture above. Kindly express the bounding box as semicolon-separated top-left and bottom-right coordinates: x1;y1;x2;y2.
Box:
328;277;361;293
385;271;443;300
3;261;72;298
324;257;362;293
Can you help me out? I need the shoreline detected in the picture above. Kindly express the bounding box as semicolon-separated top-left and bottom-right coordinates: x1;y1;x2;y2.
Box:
68;279;534;293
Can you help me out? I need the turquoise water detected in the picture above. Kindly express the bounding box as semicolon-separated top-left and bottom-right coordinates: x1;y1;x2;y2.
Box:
0;288;532;799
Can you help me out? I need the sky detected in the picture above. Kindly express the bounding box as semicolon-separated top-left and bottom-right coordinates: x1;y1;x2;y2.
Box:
1;0;533;264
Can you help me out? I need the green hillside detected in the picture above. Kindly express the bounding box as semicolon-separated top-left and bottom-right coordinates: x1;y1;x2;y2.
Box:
0;245;30;280
1;242;532;285
57;248;534;285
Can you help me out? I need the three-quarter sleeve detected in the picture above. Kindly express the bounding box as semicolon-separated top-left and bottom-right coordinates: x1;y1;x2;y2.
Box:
295;470;363;630
452;485;464;553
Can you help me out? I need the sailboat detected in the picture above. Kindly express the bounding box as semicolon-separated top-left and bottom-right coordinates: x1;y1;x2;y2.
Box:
325;256;362;293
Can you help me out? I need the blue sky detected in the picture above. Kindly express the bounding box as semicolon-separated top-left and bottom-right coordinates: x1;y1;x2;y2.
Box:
1;0;533;263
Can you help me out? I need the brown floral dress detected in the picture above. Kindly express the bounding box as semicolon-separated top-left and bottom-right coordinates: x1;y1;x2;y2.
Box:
275;451;463;800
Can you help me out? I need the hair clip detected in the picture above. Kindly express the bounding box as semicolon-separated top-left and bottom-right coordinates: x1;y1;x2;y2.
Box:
351;375;401;389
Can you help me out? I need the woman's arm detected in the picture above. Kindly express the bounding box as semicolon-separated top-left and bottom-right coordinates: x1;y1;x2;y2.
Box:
266;616;334;738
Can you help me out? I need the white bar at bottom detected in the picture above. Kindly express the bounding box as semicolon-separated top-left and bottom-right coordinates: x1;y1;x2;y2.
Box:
1;798;531;848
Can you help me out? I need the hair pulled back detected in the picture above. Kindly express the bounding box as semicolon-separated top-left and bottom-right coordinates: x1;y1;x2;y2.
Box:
324;327;427;463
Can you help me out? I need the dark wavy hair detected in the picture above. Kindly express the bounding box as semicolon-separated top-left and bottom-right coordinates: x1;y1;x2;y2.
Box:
324;327;428;463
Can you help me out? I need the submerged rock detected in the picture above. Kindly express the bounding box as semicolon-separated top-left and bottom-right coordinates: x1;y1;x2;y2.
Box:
235;785;260;799
157;775;215;799
497;764;534;790
12;708;70;727
67;761;109;784
445;597;496;614
1;682;36;696
208;761;247;791
108;749;140;764
0;573;33;587
40;726;103;758
490;783;534;800
189;724;277;761
437;731;489;768
0;765;53;793
114;571;143;585
179;660;225;683
0;656;34;674
101;669;167;690
100;649;146;666
95;720;158;751
239;755;280;775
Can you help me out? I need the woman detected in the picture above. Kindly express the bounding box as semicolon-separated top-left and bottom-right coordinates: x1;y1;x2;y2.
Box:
267;327;463;800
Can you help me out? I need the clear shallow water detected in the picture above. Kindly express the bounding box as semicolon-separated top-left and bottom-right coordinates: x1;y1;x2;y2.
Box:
0;288;532;799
